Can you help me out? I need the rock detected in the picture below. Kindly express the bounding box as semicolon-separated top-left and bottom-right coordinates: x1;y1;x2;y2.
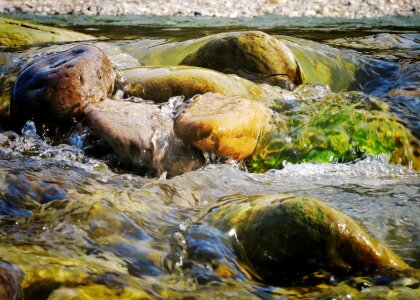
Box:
180;31;304;88
174;93;273;160
85;99;204;177
0;17;95;47
11;45;115;127
0;261;22;300
122;66;286;105
204;194;409;281
48;284;153;300
251;88;420;171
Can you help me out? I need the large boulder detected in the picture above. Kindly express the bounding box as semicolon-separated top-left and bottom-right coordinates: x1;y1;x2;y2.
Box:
174;93;274;160
122;66;286;105
85;99;204;177
0;17;95;47
203;194;409;281
11;45;115;127
180;31;304;88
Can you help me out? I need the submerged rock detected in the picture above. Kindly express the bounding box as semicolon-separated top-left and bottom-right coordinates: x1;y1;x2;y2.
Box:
85;99;204;177
122;66;286;104
0;17;95;47
181;31;304;88
252;88;420;171
174;93;273;160
204;194;409;281
11;45;115;127
0;261;22;300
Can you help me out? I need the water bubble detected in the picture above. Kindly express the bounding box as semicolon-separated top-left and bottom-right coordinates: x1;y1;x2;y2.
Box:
69;133;84;149
21;121;37;136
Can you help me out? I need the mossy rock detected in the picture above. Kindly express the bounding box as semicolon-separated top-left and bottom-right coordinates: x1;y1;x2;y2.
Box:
251;89;420;171
204;194;409;281
123;32;358;93
0;17;95;47
122;66;286;105
181;31;304;88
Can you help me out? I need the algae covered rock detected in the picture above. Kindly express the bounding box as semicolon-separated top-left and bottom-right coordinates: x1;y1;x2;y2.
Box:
85;99;204;177
204;194;409;281
122;66;286;104
174;93;273;160
181;31;304;88
251;88;420;171
11;45;115;127
0;17;95;47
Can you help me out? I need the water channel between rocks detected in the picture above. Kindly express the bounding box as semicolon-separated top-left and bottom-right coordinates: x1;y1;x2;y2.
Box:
0;14;419;299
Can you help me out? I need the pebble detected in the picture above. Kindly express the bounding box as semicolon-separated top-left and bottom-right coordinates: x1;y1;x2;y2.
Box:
0;0;418;18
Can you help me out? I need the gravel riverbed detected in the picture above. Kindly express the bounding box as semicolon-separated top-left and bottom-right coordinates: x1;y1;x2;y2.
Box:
0;0;418;18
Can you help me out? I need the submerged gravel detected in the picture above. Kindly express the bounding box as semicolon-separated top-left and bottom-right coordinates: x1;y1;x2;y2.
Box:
0;0;418;18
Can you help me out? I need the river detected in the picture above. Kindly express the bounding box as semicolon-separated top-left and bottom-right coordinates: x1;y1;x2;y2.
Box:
0;14;419;299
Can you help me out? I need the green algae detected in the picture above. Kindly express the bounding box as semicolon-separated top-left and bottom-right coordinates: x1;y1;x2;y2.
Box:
251;87;420;172
203;194;409;282
0;17;96;47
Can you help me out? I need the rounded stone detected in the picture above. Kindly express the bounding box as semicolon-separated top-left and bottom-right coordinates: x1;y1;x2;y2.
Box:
181;31;304;87
174;93;272;160
85;99;204;177
11;44;115;126
205;194;409;281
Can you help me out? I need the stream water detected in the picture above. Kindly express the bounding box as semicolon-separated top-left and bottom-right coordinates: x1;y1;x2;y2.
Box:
0;14;419;299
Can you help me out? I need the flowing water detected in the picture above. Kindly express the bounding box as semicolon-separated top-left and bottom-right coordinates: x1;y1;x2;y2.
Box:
0;14;419;299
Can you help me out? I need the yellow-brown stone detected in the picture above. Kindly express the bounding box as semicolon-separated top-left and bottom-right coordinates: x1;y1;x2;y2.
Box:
174;93;272;160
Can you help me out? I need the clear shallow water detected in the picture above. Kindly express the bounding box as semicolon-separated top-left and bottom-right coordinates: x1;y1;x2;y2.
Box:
0;14;419;299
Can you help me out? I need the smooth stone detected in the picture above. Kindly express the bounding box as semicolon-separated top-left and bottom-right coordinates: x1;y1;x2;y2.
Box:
85;99;204;177
0;261;22;300
174;93;273;160
0;17;95;47
180;31;304;87
122;66;287;105
11;45;115;127
205;194;409;281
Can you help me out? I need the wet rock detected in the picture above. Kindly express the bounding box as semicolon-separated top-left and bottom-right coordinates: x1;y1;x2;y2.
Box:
122;66;287;105
0;261;22;300
11;45;115;127
48;284;153;300
85;99;204;177
181;31;304;87
0;17;95;47
251;88;420;171
175;93;273;160
204;194;409;281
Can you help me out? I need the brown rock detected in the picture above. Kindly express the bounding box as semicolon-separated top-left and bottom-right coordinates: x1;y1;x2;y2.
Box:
11;45;115;127
85;99;204;177
174;93;272;160
0;261;22;300
181;31;304;87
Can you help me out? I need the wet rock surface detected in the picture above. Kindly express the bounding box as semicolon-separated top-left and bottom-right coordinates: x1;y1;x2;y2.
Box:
181;31;304;87
252;87;420;171
175;93;273;160
0;17;95;47
0;17;419;300
85;99;204;177
203;194;409;282
11;45;115;127
122;66;286;105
